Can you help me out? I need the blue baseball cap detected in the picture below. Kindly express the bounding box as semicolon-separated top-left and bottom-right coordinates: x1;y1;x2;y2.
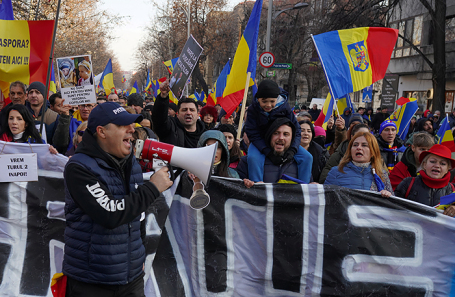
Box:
87;102;143;133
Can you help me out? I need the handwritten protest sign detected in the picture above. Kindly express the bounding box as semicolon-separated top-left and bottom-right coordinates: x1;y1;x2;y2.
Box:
170;35;203;99
56;55;96;105
0;153;38;182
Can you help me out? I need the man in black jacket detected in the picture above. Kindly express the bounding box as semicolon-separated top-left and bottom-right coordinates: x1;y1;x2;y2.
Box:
152;80;205;148
63;102;172;296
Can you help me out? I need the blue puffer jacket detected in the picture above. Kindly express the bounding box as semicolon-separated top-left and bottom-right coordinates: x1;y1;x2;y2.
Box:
63;144;145;285
324;162;373;190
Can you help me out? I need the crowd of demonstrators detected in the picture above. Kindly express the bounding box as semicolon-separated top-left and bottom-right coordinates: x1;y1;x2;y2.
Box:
4;76;455;296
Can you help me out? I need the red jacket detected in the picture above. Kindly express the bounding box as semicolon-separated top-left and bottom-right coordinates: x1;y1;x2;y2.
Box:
389;161;412;191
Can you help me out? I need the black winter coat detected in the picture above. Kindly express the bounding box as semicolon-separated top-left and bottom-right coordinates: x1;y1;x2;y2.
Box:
395;175;454;207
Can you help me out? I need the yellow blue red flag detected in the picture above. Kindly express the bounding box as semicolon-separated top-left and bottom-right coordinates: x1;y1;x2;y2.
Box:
335;96;354;116
49;63;57;93
437;117;455;151
163;57;178;75
121;75;126;83
312;27;398;99
221;0;261;116
314;92;335;129
100;59;115;96
386;100;418;140
130;81;138;94
145;70;152;91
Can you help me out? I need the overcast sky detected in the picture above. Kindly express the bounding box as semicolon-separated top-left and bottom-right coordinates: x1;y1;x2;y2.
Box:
99;0;243;72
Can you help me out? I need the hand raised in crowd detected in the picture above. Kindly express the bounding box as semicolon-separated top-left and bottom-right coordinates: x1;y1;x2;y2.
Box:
150;166;173;192
49;145;58;155
57;99;72;116
335;116;345;130
443;205;455;217
380;190;392;198
159;79;170;98
327;115;334;130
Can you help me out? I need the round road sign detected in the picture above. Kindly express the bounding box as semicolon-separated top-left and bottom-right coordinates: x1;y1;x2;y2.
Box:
259;52;275;68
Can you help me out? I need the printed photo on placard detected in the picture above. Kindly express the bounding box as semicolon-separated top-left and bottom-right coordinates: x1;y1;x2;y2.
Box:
56;55;96;106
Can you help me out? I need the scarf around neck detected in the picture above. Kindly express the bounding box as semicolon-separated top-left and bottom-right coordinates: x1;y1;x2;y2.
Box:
419;169;451;189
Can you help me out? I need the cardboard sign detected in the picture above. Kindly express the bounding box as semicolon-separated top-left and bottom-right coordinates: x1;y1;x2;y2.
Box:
0;153;38;182
169;35;203;99
56;55;96;105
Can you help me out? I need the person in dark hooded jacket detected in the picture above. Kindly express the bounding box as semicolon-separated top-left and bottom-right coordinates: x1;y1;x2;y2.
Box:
406;117;439;145
217;124;244;169
340;107;352;129
244;79;301;165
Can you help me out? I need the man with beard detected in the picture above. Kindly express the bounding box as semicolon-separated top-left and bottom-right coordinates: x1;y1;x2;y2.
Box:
406;117;439;145
237;117;312;184
152;80;205;148
376;120;406;172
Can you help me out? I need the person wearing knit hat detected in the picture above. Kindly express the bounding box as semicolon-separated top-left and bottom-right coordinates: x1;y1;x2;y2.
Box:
348;113;364;127
244;79;302;171
25;81;59;126
376;120;406;172
168;102;178;117
200;105;218;130
238;117;313;185
217;123;244;168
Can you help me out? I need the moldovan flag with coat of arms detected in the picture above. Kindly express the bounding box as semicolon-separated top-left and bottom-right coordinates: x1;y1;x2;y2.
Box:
0;20;54;102
312;27;398;100
221;0;262;117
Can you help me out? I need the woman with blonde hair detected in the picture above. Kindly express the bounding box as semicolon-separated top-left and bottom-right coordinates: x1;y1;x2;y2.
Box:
395;144;455;217
324;132;393;197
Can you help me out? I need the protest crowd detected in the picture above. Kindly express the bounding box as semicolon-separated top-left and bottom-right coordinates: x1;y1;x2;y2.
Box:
1;0;455;294
2;71;455;295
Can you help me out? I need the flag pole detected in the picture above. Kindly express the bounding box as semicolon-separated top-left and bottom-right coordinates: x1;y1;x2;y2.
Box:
236;72;251;140
39;0;62;135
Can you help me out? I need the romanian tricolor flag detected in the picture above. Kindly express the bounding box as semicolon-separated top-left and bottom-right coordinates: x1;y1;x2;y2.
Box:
386;100;418;140
336;96;354;116
100;59;115;96
130;81;138;94
312;27;398;100
221;0;261;117
49;63;57;94
215;60;231;105
121;75;126;83
163;57;178;75
153;76;168;98
50;272;67;297
207;86;216;106
0;20;54;103
437;117;455;151
145;70;152;91
314;92;335;129
435;192;455;210
395;96;417;106
278;174;305;184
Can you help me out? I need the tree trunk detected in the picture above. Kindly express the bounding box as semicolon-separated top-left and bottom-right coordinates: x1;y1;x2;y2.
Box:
287;68;296;107
432;0;446;112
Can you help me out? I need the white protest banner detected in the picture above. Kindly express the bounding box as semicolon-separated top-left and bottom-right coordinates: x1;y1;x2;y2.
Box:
56;55;97;105
0;153;38;182
170;35;203;99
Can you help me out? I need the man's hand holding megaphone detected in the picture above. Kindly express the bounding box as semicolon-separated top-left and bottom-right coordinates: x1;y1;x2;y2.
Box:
150;166;173;192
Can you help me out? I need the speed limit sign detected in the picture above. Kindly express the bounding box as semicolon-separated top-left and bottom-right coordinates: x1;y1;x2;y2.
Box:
259;52;275;68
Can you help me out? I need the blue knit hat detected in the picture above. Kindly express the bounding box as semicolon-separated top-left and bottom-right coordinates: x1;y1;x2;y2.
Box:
379;120;396;134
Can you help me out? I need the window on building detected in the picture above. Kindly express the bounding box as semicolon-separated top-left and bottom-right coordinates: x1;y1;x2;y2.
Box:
390;15;423;58
446;16;455;42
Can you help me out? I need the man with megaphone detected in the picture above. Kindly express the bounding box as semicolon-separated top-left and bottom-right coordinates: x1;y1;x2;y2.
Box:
152;79;206;148
62;102;173;296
